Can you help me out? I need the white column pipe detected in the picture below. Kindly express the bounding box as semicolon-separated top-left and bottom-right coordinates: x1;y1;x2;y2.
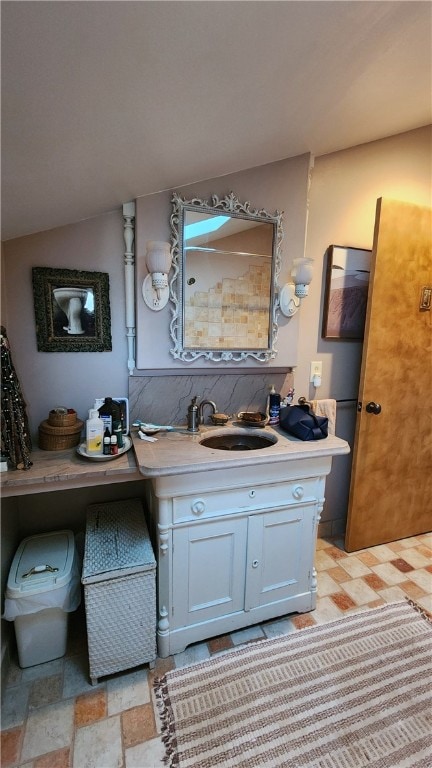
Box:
123;201;136;375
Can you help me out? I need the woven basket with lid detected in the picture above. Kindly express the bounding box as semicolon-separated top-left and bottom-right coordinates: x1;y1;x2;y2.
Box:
48;409;77;427
38;417;83;451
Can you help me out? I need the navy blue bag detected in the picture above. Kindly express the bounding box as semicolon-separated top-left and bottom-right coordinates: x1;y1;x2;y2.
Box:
279;404;328;441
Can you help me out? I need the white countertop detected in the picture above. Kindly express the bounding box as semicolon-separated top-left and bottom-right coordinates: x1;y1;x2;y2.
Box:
0;445;141;497
132;423;350;478
1;424;350;495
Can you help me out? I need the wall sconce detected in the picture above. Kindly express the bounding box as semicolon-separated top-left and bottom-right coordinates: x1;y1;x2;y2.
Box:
279;257;314;317
142;241;172;311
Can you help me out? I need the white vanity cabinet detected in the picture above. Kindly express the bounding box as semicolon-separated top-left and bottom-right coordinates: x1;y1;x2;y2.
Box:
172;505;309;627
145;456;331;657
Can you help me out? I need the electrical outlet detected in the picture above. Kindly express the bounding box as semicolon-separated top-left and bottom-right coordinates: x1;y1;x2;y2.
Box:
310;361;322;382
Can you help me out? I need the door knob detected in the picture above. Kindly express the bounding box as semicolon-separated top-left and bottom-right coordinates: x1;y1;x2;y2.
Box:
366;401;382;415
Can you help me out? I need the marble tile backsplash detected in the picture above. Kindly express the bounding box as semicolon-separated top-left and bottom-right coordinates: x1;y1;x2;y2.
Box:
129;371;294;427
184;263;272;350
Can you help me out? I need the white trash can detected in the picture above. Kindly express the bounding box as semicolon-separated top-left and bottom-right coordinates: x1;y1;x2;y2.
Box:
3;530;81;668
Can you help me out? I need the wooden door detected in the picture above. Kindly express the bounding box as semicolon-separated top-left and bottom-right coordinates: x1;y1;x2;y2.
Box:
345;198;432;552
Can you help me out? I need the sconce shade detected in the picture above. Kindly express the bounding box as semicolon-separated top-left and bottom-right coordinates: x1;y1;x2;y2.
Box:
145;241;172;276
291;257;314;297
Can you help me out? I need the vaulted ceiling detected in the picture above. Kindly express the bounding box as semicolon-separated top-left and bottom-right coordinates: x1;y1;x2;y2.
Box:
2;1;431;241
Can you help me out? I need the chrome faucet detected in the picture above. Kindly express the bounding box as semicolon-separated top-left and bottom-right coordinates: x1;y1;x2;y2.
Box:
199;399;217;425
187;397;218;431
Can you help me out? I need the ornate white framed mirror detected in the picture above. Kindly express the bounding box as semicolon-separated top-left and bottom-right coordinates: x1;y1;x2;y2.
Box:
169;191;283;362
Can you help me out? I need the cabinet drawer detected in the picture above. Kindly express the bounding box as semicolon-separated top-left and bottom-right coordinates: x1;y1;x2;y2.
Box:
172;478;321;522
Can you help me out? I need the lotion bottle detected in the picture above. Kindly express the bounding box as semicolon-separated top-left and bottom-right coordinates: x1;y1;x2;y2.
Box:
86;409;104;454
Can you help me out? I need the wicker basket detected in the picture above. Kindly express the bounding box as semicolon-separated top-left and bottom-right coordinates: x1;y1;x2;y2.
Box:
48;409;77;427
38;419;83;451
82;499;156;684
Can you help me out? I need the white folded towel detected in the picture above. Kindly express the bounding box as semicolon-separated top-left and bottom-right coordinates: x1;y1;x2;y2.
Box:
311;399;336;435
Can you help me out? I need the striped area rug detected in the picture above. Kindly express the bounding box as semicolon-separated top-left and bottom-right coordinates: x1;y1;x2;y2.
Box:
154;601;431;768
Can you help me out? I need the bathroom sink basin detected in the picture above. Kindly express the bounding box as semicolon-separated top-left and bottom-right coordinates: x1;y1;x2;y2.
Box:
199;432;276;451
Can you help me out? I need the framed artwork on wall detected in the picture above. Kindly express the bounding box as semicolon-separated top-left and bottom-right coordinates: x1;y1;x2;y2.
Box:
32;267;112;352
322;245;372;340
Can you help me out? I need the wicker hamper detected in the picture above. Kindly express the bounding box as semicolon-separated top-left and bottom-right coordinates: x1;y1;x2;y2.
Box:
81;498;156;684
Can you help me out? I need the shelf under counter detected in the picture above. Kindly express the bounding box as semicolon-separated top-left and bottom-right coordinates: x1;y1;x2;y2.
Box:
1;445;141;497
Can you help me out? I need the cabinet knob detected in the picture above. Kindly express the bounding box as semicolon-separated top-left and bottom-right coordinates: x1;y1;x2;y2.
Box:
191;498;206;515
249;489;256;498
292;485;304;500
252;559;259;568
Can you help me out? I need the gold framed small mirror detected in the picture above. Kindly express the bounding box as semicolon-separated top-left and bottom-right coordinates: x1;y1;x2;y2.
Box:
169;191;283;362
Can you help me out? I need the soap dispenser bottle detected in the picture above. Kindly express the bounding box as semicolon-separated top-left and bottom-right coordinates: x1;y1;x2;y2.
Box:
268;385;281;426
187;396;200;433
86;409;104;454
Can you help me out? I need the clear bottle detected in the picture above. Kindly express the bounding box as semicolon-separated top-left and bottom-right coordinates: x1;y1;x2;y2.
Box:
86;409;104;454
110;434;118;455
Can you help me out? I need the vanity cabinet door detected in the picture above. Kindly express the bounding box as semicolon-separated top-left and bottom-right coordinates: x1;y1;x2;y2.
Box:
245;507;310;610
172;517;248;629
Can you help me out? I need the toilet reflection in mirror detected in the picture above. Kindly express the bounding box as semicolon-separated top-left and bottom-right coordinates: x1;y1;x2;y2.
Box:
52;286;94;336
33;266;111;352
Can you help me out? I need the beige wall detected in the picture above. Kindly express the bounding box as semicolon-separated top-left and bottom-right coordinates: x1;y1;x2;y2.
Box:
135;155;312;369
299;125;431;402
1;243;7;327
2;211;130;440
297;125;432;534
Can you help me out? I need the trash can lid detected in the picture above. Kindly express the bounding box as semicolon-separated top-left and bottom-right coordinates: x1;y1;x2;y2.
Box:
6;530;76;599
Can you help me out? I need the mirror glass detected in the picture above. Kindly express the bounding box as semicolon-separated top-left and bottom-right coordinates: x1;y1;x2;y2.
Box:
169;192;283;362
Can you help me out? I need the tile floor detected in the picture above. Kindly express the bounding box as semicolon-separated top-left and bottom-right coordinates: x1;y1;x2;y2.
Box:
2;532;431;768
